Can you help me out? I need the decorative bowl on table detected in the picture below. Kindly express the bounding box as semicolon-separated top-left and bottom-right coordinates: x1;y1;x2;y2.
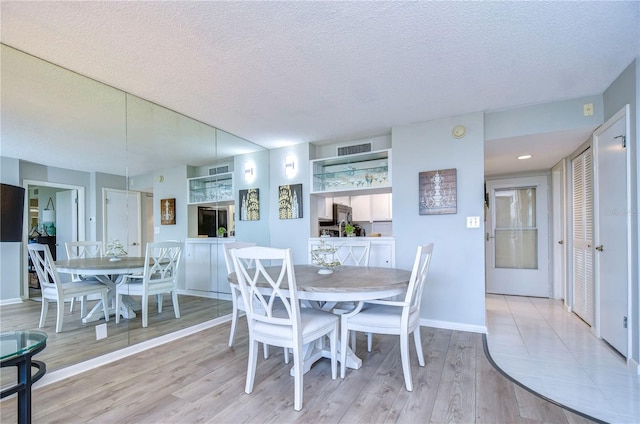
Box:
310;239;342;274
104;240;127;261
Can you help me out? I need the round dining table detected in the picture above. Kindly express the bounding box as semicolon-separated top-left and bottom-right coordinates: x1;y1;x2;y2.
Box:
55;256;145;323
229;264;411;373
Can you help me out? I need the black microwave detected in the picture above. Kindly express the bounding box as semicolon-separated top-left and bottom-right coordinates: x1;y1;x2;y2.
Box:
198;207;228;237
333;203;352;225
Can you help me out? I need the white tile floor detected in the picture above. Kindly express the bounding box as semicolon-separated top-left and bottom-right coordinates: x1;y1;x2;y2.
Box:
485;294;640;424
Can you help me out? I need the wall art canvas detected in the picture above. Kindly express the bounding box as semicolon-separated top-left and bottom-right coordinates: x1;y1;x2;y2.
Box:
419;168;457;215
239;188;260;221
278;184;303;219
160;198;176;225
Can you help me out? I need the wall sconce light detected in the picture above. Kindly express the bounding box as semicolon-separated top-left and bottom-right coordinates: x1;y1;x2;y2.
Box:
285;155;296;178
244;161;255;183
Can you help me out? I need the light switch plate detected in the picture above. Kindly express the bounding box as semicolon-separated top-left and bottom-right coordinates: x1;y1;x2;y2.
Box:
466;216;480;228
154;226;160;235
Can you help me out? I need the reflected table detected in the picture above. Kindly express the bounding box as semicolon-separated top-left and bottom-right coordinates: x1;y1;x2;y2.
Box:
229;264;411;373
55;257;145;323
1;330;47;424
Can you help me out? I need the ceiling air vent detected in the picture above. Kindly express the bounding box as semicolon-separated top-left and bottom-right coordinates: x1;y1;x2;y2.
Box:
337;143;372;156
209;165;230;175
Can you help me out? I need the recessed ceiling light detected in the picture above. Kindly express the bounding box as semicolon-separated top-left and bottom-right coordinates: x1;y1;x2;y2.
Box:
517;155;532;160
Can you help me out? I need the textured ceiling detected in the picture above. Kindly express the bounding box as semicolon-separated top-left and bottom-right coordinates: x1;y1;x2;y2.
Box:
1;1;639;176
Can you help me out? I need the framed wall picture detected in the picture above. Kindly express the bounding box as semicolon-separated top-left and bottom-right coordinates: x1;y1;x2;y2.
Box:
239;188;260;221
278;184;303;219
160;198;176;224
419;168;457;215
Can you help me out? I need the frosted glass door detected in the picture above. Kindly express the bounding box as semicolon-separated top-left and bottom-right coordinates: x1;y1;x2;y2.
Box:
486;176;549;297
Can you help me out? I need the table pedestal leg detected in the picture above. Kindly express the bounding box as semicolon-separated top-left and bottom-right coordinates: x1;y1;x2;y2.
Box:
81;276;140;323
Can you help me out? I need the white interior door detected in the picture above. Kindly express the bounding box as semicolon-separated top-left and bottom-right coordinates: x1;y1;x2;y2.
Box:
486;175;550;297
572;148;594;326
594;108;630;357
103;188;142;257
54;190;78;283
55;189;78;260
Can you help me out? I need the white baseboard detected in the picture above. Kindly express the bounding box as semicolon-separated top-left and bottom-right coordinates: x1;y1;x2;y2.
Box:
420;318;487;334
34;314;232;389
0;297;23;306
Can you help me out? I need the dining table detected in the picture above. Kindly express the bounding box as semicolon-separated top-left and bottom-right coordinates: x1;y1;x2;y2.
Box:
54;256;145;323
228;264;411;374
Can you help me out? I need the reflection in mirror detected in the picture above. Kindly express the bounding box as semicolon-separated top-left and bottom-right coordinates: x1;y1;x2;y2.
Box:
0;44;269;375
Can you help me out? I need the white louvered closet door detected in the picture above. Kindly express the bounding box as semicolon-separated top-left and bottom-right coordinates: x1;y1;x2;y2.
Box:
572;148;594;326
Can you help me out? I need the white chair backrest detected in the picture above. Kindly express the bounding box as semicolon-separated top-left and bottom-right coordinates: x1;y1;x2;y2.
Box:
231;246;299;333
65;241;104;259
65;241;104;279
403;243;434;320
335;241;371;266
27;243;63;296
143;241;183;289
223;241;257;275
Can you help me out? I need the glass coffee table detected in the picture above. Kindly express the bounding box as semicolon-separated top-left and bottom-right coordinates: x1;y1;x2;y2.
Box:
1;330;48;424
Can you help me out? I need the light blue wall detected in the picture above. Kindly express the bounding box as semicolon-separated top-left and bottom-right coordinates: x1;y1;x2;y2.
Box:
269;143;311;265
485;95;603;140
0;156;22;302
392;112;487;331
152;165;188;242
234;149;271;247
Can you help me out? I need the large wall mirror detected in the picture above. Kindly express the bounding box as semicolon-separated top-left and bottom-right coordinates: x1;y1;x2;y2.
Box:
0;43;269;373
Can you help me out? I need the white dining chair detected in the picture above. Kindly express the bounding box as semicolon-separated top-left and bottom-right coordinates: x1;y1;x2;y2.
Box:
316;240;372;348
28;243;110;333
115;241;182;328
339;243;434;391
335;241;371;266
65;240;104;314
222;241;257;347
231;246;338;411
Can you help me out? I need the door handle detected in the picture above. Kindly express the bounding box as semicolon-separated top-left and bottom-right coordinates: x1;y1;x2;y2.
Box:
558;240;564;245
595;245;604;252
132;242;139;246
486;232;495;242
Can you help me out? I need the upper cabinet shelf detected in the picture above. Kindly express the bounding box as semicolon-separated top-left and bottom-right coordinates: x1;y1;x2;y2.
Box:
310;149;392;195
188;172;233;204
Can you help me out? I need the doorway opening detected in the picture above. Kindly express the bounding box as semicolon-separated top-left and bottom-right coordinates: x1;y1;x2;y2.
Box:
22;180;85;300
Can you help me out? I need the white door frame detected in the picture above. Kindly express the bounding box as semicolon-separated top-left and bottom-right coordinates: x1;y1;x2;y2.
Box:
551;159;568;301
22;179;85;299
485;174;551;297
593;105;632;361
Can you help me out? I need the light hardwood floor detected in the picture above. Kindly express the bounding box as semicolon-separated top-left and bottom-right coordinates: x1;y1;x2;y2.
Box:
0;294;229;373
1;318;596;423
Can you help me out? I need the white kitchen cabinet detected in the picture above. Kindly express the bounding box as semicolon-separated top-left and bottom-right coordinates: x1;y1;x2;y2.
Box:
371;193;392;221
184;239;232;298
308;237;395;268
350;193;392;222
185;242;213;292
369;241;395;267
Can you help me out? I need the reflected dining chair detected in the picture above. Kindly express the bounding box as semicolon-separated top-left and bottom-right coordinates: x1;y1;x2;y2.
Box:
65;240;104;314
28;243;109;333
231;246;338;411
115;241;182;328
339;243;434;391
